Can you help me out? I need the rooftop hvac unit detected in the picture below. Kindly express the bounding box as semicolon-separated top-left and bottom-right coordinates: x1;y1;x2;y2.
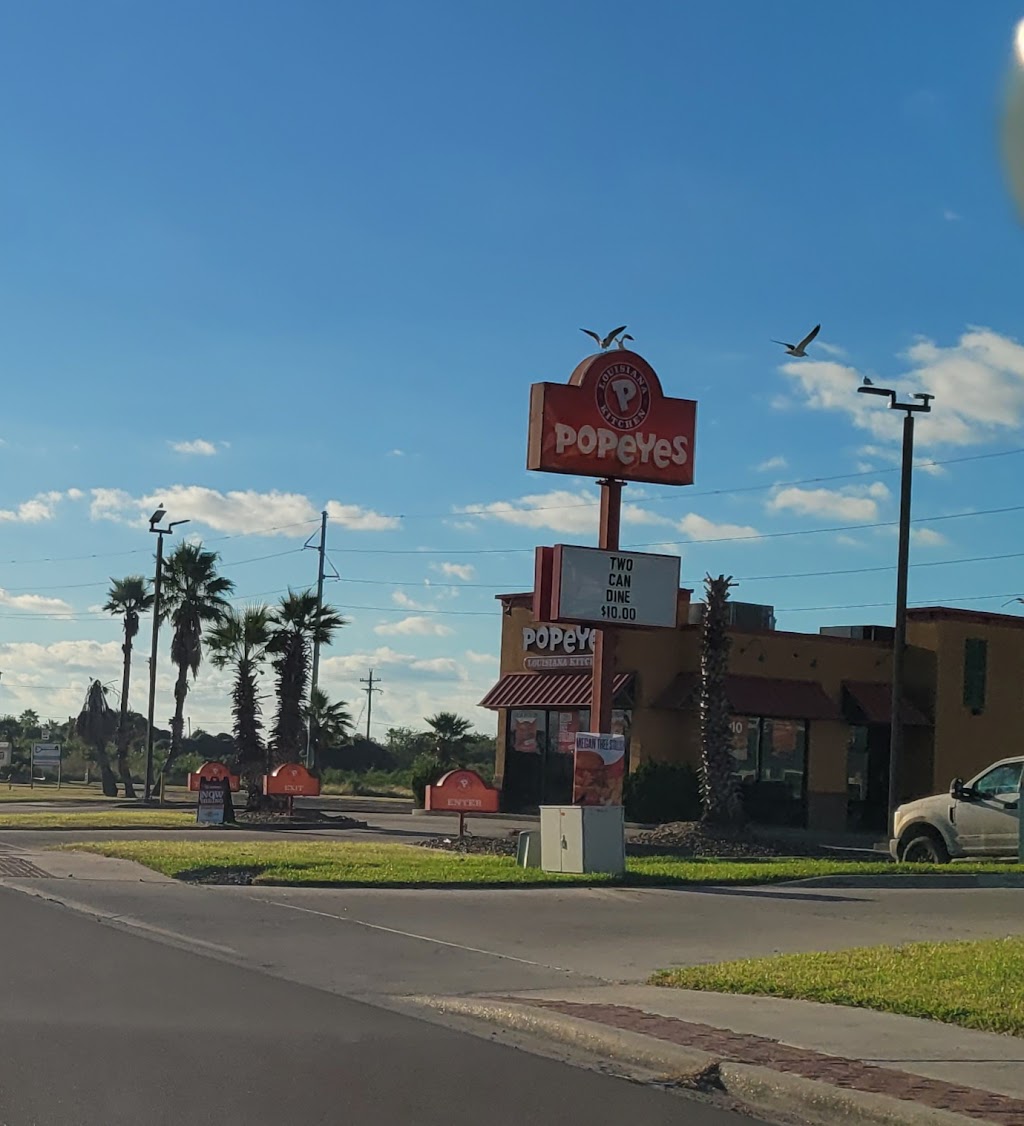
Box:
687;602;776;631
819;625;895;642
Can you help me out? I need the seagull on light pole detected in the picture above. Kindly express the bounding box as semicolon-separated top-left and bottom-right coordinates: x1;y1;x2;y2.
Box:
581;326;629;350
772;323;821;357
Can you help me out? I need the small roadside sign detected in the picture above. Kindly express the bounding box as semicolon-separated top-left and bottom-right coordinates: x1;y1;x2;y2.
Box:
196;777;225;825
0;743;11;768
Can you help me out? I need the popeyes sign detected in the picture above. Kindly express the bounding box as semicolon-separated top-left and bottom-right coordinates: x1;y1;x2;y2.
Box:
527;350;696;486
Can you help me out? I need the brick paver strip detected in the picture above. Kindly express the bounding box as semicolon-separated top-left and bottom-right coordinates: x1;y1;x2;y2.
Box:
517;999;1024;1125
0;855;50;878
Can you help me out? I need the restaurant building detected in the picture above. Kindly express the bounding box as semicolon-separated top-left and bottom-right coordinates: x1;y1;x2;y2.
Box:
480;589;1024;831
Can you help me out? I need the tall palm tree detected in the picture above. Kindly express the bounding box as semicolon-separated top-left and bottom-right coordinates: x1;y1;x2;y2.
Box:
207;605;271;794
103;575;154;798
269;590;345;766
156;542;234;794
425;711;474;767
306;687;353;768
75;680;118;796
699;573;745;826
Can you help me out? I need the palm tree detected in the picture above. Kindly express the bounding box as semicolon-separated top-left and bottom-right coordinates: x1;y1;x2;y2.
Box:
306;687;353;767
103;575;154;798
699;574;745;826
207;605;271;795
155;542;234;794
75;680;118;796
268;590;345;766
425;711;474;767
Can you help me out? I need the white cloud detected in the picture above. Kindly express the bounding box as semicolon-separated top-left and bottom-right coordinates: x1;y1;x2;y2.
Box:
465;650;498;665
755;456;788;473
0;491;66;524
374;615;454;637
459;490;669;535
943;209;961;222
858;444;947;478
326;501;400;531
781;327;1024;448
66;488;84;501
677;514;760;542
387;449;405;457
0;589;73;616
815;341;848;358
769;482;890;522
169;439;218;457
433;562;476;582
913;527;948;547
89;486;398;536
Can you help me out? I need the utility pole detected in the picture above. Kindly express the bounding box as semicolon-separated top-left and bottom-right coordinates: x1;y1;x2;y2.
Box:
305;510;328;768
359;669;382;741
144;507;189;804
857;383;934;835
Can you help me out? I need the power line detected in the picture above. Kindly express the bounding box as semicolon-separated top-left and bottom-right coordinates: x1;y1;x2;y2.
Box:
777;592;1024;614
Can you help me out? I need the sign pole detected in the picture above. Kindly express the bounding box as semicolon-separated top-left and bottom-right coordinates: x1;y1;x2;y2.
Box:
591;478;623;736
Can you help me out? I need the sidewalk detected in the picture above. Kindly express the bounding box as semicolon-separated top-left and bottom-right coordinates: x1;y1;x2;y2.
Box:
409;985;1024;1126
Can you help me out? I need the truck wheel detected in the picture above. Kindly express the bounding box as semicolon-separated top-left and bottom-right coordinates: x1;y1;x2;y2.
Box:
900;833;950;864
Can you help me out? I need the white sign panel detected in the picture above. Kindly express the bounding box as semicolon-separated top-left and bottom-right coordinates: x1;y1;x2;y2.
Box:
553;545;680;629
32;743;61;767
0;743;10;768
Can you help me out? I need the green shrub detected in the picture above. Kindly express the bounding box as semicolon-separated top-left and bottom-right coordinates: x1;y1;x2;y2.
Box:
410;753;445;807
624;760;702;825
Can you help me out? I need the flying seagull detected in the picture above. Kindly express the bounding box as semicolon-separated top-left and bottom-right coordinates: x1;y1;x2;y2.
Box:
581;326;628;350
616;333;634;349
772;323;821;358
1003;597;1024;608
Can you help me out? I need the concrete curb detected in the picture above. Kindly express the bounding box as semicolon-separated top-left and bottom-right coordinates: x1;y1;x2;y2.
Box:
407;996;987;1126
787;874;1024;889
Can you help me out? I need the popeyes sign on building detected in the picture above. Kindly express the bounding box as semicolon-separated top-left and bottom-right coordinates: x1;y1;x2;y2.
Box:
527;350;696;486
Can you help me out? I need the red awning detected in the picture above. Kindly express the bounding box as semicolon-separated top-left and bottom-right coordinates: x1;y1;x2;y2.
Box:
843;681;930;727
479;672;633;709
725;675;839;720
653;672;839;721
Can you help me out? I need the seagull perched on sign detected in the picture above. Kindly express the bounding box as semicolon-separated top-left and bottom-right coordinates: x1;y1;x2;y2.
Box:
581;326;629;350
772;323;821;358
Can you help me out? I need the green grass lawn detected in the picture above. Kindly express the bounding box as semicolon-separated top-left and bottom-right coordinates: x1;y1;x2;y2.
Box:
652;937;1024;1037
0;783;120;803
0;810;198;829
61;841;1024;888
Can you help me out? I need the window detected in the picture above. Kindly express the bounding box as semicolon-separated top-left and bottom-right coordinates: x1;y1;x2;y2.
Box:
729;716;808;825
508;710;546;754
963;638;988;714
972;762;1022;799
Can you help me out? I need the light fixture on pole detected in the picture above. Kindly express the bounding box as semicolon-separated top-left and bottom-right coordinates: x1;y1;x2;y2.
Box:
143;507;190;803
856;381;934;835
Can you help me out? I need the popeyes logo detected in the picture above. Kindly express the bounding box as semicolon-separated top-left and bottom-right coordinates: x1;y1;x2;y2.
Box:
527;350;696;486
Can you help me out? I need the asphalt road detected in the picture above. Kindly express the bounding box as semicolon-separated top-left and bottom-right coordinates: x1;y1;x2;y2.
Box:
0;888;764;1126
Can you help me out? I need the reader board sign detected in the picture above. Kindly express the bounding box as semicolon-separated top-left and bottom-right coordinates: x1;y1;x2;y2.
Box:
572;732;626;807
551;545;679;629
0;743;10;768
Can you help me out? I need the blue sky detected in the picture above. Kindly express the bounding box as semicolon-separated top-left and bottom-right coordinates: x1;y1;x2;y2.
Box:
2;1;1024;736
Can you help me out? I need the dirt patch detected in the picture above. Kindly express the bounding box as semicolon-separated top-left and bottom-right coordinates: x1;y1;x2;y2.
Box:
628;821;826;858
414;835;519;857
182;866;259;885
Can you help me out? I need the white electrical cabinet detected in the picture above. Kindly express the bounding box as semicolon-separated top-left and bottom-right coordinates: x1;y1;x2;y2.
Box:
539;805;625;875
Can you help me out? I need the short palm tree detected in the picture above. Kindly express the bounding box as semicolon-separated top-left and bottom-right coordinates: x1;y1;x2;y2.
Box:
207;605;271;792
699;573;744;826
425;711;474;767
306;687;353;767
156;542;233;794
103;575;154;798
268;590;345;766
75;680;119;796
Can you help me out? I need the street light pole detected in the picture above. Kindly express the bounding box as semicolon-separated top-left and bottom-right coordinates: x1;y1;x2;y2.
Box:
143;508;189;804
857;384;934;835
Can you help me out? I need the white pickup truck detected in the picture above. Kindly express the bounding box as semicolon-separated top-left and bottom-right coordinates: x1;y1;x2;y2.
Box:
890;756;1023;863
